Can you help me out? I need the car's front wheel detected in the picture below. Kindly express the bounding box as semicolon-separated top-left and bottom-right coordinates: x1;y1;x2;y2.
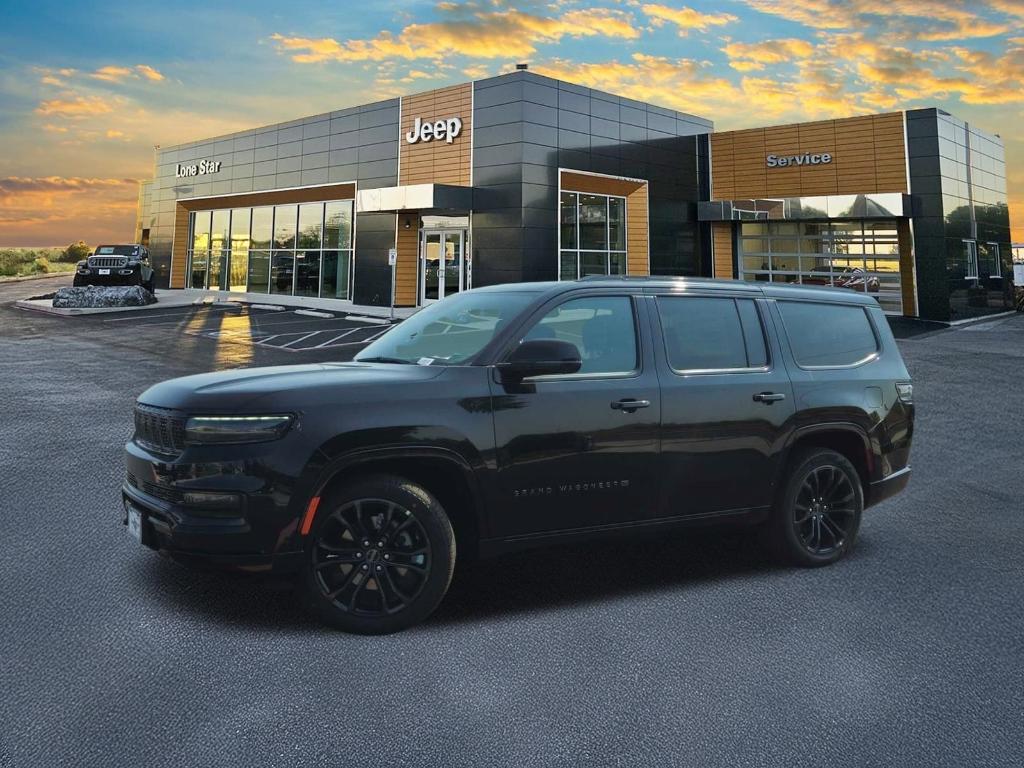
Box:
302;474;455;634
767;447;864;566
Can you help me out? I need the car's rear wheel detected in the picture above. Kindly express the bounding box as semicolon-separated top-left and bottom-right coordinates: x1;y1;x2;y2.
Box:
768;448;863;566
302;474;455;634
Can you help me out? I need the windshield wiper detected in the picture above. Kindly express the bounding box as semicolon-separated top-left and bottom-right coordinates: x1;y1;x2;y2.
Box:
356;356;415;364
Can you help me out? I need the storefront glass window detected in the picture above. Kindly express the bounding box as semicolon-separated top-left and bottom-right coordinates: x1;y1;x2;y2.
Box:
738;220;904;314
559;192;628;279
189;211;211;289
229;209;251;291
209;210;230;290
186;200;354;300
274;205;297;249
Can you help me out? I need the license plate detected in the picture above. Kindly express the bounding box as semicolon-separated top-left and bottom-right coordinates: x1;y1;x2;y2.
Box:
127;506;142;542
98;268;110;275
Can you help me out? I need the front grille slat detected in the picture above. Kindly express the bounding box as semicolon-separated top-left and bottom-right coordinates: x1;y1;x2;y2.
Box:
88;256;128;269
126;472;183;503
133;404;186;457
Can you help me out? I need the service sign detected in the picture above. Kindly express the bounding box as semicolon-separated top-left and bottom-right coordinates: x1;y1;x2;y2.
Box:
175;160;223;178
406;116;463;145
767;152;832;168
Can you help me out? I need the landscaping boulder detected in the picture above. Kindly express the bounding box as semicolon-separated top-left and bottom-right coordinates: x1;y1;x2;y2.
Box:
52;285;157;309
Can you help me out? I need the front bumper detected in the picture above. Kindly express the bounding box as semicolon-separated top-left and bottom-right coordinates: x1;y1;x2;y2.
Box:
76;269;142;287
122;440;306;573
866;466;911;508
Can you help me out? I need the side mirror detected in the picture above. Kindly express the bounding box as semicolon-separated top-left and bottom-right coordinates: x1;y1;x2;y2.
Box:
498;339;581;382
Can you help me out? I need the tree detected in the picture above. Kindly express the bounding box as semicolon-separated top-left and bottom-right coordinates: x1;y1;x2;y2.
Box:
63;240;90;262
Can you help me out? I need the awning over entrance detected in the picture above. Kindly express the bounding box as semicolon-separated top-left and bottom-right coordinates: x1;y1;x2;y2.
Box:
355;183;473;213
698;193;912;221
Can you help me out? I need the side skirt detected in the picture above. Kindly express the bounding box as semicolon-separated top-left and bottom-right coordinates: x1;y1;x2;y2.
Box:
477;506;770;558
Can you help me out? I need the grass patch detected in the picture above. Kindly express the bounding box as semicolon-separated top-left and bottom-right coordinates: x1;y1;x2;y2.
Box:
0;244;88;278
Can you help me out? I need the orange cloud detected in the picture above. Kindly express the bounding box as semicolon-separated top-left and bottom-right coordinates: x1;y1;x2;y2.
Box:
723;38;817;71
89;64;165;83
0;176;139;245
741;0;1009;40
91;65;134;82
641;4;738;34
271;7;639;63
35;94;115;118
134;64;164;81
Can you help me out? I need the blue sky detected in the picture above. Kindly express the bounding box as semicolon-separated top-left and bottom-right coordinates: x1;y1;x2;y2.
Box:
1;0;1021;245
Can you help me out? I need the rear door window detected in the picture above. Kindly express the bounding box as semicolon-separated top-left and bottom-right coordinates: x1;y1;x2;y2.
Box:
778;301;878;367
657;296;767;371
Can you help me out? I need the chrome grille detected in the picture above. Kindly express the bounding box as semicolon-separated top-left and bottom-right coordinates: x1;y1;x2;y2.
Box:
89;256;128;269
133;404;186;456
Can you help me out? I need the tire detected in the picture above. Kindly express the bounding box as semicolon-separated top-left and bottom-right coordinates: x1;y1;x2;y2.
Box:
72;275;84;287
143;279;155;294
302;474;455;634
766;448;864;567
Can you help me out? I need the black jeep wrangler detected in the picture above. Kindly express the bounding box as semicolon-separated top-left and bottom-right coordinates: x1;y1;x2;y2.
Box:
123;277;914;634
75;244;155;292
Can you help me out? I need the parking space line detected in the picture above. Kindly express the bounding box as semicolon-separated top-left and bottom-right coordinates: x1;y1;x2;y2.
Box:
312;328;363;347
280;331;322;348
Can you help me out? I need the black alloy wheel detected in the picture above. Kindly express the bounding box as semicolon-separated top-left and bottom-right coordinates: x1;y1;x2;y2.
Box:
304;475;455;634
312;498;431;616
793;464;856;556
768;447;864;567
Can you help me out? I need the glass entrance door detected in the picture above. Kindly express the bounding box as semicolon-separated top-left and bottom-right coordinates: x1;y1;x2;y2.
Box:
421;230;464;304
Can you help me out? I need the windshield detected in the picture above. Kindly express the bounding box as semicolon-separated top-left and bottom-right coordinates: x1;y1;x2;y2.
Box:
94;245;139;256
355;291;537;366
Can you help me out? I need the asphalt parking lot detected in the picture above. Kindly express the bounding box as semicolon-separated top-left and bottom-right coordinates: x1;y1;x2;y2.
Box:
2;276;1023;767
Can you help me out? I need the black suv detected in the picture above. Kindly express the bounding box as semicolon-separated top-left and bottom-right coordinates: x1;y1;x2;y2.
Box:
123;278;914;633
75;244;155;292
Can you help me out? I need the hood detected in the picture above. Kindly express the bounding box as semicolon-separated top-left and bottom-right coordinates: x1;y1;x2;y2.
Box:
137;361;448;413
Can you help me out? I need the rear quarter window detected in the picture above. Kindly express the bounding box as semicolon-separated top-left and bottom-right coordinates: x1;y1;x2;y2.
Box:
778;300;878;368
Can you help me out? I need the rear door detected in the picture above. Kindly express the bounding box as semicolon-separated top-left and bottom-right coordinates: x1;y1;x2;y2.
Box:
649;291;795;518
487;291;662;538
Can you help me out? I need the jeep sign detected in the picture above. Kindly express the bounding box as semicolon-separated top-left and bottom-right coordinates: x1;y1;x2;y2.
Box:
767;152;832;168
175;160;222;178
406;116;463;145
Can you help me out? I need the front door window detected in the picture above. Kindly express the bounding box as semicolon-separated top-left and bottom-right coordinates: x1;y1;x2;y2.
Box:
421;230;463;304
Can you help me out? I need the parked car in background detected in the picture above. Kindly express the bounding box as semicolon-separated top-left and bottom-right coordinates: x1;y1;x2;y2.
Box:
122;277;914;634
75;244;155;292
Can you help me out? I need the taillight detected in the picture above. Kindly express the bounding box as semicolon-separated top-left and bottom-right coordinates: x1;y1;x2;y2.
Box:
895;382;913;404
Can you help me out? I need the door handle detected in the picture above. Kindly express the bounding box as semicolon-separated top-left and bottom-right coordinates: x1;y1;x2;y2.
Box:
611;398;651;413
753;392;786;404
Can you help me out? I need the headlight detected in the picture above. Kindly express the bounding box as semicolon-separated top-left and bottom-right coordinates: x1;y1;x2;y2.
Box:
184;415;294;444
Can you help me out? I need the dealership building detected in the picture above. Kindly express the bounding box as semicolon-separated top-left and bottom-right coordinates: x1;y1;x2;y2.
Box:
135;69;1014;321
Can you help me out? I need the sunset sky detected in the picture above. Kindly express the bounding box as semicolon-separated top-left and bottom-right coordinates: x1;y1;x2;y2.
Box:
1;0;1022;247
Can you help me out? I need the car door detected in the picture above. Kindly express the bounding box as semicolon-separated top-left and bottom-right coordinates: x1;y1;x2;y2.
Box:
488;291;662;538
649;291;795;518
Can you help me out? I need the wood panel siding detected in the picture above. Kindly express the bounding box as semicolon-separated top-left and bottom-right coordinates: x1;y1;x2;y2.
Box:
168;182;356;291
399;84;472;186
711;112;908;200
560;171;649;276
394;214;419;307
711;222;734;279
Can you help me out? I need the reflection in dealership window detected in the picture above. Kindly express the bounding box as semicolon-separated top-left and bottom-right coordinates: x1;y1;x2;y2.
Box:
560;191;628;280
187;199;354;299
738;220;903;314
